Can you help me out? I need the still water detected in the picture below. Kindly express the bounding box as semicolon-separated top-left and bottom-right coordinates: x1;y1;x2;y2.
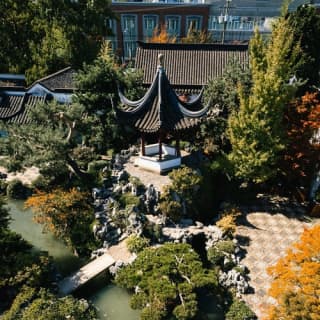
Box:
8;200;223;320
8;200;140;320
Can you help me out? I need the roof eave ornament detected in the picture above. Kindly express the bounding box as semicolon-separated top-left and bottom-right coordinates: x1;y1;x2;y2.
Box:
158;53;164;71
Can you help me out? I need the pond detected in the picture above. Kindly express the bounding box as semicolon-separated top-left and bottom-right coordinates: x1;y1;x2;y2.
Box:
8;200;140;320
8;200;224;320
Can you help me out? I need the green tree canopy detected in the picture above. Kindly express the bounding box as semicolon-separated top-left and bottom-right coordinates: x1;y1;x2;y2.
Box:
115;243;218;320
159;166;202;221
2;286;98;320
201;60;251;155
287;4;320;93
0;0;114;83
227;5;300;183
0;197;53;311
0;46;144;186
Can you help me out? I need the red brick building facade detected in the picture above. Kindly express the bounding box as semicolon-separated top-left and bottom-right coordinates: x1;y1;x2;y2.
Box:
109;3;210;60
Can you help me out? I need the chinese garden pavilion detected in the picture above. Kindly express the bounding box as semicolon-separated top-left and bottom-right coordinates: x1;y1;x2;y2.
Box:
115;54;208;173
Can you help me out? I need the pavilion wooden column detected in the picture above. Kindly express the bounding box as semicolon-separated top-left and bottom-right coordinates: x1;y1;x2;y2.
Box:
141;134;146;156
175;137;181;157
158;131;163;161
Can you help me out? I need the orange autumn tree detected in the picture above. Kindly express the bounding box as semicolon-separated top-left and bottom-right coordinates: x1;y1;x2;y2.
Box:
281;91;320;197
265;224;320;320
25;188;97;255
148;24;176;43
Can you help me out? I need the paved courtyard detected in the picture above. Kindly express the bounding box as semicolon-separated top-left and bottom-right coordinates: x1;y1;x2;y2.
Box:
123;155;171;192
237;201;318;319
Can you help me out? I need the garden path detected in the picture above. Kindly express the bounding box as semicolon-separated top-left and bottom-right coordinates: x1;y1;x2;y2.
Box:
123;156;171;192
0;166;39;185
58;240;133;296
237;199;319;319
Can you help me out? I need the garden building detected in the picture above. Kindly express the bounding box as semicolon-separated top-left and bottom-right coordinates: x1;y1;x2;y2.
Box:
134;41;249;93
116;53;208;173
0;67;75;124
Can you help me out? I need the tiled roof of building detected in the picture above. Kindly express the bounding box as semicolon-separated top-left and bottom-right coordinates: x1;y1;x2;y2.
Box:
0;67;75;124
135;41;249;88
116;55;207;134
31;67;76;92
0;93;48;124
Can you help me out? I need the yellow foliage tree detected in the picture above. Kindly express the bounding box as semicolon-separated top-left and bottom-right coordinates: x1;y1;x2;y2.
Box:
265;224;320;320
181;24;213;44
25;188;95;255
148;24;176;43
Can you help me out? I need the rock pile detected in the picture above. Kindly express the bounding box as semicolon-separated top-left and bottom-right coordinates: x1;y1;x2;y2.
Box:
90;150;251;296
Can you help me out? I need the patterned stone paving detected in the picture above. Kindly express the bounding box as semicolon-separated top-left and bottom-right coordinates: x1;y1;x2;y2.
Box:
237;203;318;319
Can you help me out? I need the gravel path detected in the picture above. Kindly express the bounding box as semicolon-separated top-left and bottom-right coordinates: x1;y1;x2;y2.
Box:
123;156;171;192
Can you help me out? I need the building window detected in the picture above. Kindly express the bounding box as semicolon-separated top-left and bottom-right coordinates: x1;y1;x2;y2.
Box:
105;18;117;50
208;16;222;31
186;16;202;33
121;14;138;59
143;15;159;40
165;15;181;37
208;15;266;32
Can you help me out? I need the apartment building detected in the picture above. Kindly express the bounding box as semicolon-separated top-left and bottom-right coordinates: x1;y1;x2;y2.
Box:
108;0;317;60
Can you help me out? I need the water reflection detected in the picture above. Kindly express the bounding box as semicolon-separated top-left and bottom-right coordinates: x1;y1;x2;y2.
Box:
8;200;81;275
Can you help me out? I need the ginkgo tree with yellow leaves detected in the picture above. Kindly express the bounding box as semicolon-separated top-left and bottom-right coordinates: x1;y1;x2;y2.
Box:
265;224;320;320
227;3;301;183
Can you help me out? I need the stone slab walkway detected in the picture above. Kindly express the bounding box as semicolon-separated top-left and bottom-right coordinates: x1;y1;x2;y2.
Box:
58;253;115;296
59;240;133;296
237;203;318;319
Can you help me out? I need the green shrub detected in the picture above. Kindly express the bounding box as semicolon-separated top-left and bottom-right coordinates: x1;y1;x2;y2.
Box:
119;193;140;208
0;179;8;195
87;160;111;186
207;246;225;265
126;235;150;253
87;160;110;175
233;265;248;277
159;200;182;223
162;166;202;219
30;175;50;191
143;223;163;243
6;179;31;199
5;159;23;172
226;298;256;320
216;240;235;254
129;176;145;193
207;240;236;267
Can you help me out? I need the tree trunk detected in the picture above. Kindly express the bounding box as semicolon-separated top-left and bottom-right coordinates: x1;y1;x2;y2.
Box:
66;154;91;181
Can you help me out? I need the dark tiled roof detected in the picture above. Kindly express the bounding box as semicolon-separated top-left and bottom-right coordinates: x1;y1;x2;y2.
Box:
0;93;48;124
31;67;76;92
116;62;207;134
0;74;25;87
135;41;249;88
